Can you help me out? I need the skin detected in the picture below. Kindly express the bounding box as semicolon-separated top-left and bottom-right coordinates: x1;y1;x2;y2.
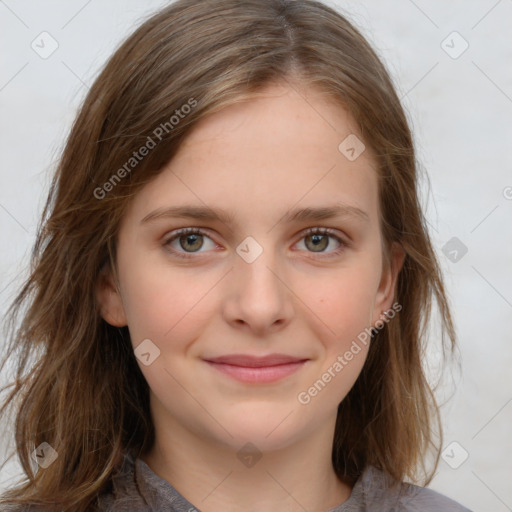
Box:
97;80;405;512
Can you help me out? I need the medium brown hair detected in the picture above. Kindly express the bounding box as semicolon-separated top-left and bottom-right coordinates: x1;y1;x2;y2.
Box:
0;0;456;510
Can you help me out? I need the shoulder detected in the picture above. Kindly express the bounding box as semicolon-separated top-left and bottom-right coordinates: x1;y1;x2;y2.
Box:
0;451;145;512
399;483;473;511
356;466;473;512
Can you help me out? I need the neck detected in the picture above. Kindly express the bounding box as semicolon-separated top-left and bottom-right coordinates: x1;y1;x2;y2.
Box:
141;414;353;512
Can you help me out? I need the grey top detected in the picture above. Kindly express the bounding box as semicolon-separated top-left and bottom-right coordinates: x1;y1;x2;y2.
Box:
95;451;473;511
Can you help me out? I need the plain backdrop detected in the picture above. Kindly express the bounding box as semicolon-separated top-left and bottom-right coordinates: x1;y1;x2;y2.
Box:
0;1;511;511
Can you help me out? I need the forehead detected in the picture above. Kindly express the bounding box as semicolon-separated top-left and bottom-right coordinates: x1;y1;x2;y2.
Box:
125;81;380;229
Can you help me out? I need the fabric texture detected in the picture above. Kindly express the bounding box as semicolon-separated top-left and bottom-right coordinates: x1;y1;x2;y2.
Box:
95;451;473;511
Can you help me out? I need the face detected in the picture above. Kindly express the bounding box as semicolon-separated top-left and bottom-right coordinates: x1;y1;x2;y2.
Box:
97;81;404;453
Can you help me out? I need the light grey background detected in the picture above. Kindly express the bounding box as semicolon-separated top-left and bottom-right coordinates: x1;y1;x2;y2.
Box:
1;1;511;511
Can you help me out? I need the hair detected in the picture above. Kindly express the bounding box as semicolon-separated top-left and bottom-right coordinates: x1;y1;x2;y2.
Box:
0;0;457;510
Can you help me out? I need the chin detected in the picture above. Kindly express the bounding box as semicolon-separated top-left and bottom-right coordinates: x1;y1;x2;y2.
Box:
210;407;306;452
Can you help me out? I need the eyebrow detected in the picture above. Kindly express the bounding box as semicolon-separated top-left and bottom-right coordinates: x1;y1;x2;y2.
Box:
140;203;370;226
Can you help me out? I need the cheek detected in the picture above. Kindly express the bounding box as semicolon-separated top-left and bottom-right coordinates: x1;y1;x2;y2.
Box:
295;270;376;409
118;249;214;347
120;263;214;407
300;262;380;345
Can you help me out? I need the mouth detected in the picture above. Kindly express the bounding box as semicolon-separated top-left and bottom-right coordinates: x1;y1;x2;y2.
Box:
202;354;309;383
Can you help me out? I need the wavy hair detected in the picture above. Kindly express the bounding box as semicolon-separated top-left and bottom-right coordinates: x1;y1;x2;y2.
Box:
0;0;456;510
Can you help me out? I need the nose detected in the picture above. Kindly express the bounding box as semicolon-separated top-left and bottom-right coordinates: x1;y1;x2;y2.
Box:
222;242;294;337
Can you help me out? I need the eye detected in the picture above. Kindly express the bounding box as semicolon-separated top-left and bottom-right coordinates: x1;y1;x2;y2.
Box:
163;227;217;259
163;226;348;260
294;227;347;258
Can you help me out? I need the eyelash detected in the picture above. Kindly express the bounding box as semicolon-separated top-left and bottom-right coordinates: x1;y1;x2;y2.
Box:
163;227;348;260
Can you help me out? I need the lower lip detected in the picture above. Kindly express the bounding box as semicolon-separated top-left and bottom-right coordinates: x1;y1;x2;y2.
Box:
205;361;307;383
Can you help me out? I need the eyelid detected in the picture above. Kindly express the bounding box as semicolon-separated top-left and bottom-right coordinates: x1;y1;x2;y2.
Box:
300;226;347;243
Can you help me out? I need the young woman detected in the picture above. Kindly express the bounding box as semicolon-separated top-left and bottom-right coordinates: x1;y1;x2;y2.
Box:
0;0;472;510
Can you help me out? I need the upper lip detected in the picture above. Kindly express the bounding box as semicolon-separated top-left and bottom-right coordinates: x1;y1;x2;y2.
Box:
204;354;308;367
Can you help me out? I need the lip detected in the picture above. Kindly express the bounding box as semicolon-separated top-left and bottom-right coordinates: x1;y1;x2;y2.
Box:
203;354;309;383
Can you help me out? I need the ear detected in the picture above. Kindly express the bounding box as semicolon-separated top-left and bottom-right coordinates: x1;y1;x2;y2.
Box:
371;242;405;326
96;263;128;327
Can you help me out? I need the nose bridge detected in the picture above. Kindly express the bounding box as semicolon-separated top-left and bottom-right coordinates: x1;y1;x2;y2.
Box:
234;234;282;297
224;234;293;331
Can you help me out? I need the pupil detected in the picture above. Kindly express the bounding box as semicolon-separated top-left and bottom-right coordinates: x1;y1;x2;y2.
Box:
181;234;203;251
309;234;327;252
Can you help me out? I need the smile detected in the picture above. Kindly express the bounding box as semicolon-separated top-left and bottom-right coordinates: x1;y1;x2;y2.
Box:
203;354;309;384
